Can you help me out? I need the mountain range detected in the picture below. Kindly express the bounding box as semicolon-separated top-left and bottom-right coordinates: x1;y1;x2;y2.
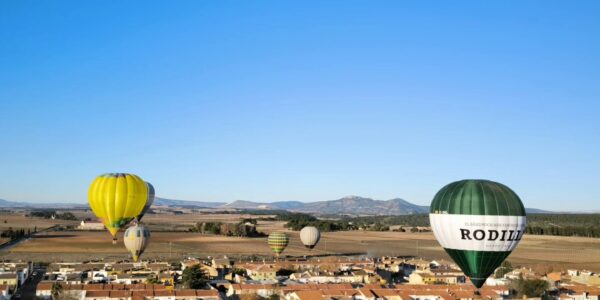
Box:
156;196;549;215
0;196;554;215
0;198;87;209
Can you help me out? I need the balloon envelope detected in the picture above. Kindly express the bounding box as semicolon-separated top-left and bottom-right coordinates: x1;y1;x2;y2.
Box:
136;182;155;221
88;173;148;240
267;232;289;257
124;224;151;262
429;179;526;288
300;226;320;249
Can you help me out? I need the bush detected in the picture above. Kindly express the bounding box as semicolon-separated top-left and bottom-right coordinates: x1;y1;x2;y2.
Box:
511;276;549;298
181;265;207;289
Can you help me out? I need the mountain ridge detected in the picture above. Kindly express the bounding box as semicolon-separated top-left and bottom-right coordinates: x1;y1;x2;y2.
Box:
0;197;561;215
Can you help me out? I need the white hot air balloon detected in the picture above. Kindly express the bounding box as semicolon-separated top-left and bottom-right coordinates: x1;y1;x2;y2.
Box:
300;226;320;249
124;224;151;262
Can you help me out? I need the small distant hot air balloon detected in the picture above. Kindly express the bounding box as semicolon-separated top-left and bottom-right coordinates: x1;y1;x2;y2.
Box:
429;179;526;289
88;173;148;243
124;224;151;262
267;232;289;257
300;226;320;249
136;182;155;222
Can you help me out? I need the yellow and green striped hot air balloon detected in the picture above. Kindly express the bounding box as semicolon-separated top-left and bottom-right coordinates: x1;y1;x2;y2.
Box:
267;232;289;257
88;173;149;244
429;179;526;289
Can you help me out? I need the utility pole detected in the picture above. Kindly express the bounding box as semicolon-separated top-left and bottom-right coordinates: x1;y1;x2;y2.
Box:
416;240;419;258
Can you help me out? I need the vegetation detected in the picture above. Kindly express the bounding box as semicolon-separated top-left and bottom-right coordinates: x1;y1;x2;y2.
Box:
30;210;77;221
276;268;295;276
280;212;600;237
282;213;356;232
51;282;63;300
0;227;29;241
346;214;430;227
510;276;549;298
145;275;160;284
232;268;247;276
181;265;207;289
525;214;600;238
494;261;513;278
190;221;266;237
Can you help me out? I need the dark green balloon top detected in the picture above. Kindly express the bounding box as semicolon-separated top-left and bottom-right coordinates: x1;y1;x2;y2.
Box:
430;179;526;216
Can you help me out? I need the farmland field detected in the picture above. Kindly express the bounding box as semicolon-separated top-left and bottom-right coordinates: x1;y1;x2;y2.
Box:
1;212;600;273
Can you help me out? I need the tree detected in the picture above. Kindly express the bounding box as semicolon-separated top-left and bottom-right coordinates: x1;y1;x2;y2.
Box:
268;294;280;300
494;260;513;278
51;282;63;300
276;268;295;276
181;265;207;289
511;276;549;298
146;275;160;284
232;268;247;276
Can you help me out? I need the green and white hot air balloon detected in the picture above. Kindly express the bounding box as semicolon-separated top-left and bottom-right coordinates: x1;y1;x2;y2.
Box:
429;179;526;289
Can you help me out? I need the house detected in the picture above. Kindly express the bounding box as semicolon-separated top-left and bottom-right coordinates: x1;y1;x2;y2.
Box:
288;290;325;300
0;273;17;287
37;282;220;300
408;270;466;285
78;220;105;230
244;264;278;281
227;283;277;299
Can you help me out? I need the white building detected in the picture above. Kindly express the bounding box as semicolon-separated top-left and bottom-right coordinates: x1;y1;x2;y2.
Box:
77;220;105;230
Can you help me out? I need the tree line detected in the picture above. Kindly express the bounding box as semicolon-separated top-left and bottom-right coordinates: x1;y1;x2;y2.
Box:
266;211;600;237
29;210;77;221
190;221;266;237
0;227;35;241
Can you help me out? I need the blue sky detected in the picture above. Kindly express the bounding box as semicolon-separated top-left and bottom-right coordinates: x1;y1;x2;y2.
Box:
0;1;598;210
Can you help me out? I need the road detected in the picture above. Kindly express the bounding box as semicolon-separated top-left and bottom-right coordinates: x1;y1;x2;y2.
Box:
14;265;46;299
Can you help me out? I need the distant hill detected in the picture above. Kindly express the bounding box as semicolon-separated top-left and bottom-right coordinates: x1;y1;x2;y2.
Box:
294;196;429;215
0;198;86;209
0;196;563;215
216;196;428;215
525;207;553;214
220;200;305;210
154;197;225;208
0;198;26;207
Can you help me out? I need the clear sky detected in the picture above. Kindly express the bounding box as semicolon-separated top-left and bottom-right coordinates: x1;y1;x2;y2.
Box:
1;1;599;211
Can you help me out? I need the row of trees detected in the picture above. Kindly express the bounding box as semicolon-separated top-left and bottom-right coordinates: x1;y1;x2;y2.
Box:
281;212;427;232
525;224;600;238
246;211;600;237
29;210;77;220
0;227;34;241
280;213;357;232
190;221;266;237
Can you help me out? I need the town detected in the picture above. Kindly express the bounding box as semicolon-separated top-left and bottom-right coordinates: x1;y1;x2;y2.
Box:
0;255;598;300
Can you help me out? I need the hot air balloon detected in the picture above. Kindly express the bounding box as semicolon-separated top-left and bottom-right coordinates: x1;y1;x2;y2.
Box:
300;226;320;249
136;182;155;222
429;179;526;289
124;224;151;262
267;232;289;257
88;173;148;243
